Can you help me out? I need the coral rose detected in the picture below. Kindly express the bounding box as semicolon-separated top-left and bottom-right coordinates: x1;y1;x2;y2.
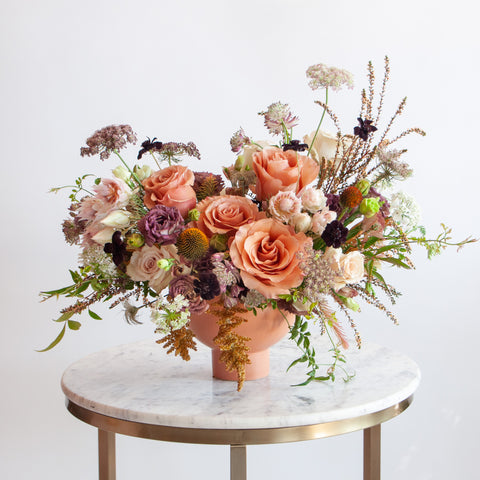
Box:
252;147;319;201
195;195;265;237
142;165;196;218
229;218;311;298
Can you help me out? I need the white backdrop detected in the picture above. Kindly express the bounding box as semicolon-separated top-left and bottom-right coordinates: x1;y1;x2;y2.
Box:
1;0;479;478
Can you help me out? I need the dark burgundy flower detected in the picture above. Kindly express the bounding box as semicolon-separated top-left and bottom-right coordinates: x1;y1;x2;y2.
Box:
354;117;377;141
193;272;221;301
104;231;127;267
282;140;309;152
326;194;342;214
137;205;185;247
321;220;348;248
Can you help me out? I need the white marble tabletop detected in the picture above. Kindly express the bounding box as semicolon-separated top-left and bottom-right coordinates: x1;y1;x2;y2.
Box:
61;337;420;430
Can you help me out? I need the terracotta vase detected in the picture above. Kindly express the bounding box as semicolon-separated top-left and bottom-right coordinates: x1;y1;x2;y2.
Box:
189;304;293;381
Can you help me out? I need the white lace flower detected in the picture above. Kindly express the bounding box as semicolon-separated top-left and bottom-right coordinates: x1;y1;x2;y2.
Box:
151;295;190;334
389;192;421;231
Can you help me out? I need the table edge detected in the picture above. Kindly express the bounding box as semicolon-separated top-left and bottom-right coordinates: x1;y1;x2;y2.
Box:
66;394;413;445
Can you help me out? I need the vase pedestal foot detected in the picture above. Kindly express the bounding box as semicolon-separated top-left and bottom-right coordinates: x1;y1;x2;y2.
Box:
211;348;270;381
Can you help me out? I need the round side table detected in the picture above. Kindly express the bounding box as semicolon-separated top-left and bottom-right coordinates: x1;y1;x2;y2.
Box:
61;339;420;480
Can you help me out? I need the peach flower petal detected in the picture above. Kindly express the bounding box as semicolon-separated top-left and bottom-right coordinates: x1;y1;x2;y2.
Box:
229;218;311;298
252;147;319;201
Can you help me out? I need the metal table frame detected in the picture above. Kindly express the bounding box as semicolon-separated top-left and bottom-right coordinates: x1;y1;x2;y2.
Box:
66;394;413;480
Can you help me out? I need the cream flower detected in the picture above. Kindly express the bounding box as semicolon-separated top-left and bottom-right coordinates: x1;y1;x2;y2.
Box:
301;188;327;213
323;247;365;291
311;208;337;235
303;130;352;166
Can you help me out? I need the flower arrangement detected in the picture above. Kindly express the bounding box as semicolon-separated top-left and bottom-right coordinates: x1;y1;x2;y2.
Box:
41;57;476;390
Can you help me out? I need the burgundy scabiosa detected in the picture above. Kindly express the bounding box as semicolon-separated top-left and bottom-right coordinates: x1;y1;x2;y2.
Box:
137;205;185;247
194;272;221;301
321;220;348;248
326;193;342;214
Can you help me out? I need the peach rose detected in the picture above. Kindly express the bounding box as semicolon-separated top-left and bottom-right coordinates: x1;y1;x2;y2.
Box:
323;247;365;291
195;195;265;237
252;147;319;201
229;218;311;298
126;244;179;293
142;165;196;217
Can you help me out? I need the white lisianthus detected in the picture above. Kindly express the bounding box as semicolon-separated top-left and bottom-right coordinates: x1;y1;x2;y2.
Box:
100;210;131;228
112;165;130;182
133;164;152;181
91;227;115;245
389;192;421;231
290;212;312;233
301;188;327;213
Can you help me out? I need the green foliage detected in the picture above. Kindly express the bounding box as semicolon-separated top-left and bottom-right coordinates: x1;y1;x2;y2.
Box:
287;315;354;386
49;174;94;202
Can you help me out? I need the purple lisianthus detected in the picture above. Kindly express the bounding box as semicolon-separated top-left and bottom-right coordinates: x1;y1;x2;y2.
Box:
137;205;185;247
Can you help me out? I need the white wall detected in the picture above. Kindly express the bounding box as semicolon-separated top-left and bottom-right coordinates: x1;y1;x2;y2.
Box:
1;0;479;478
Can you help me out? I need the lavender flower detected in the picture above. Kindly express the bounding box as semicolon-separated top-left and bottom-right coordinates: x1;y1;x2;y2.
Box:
80;125;137;160
306;64;354;92
169;275;209;314
259;102;299;136
137;205;185;247
230;128;251;153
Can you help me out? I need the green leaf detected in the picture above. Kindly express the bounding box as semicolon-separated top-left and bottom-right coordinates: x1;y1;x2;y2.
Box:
94;177;101;185
36;324;66;352
54;311;75;323
286;356;306;372
364;236;381;249
69;270;82;283
73;282;90;296
68;320;81;330
40;285;75;296
378;257;412;269
88;309;102;320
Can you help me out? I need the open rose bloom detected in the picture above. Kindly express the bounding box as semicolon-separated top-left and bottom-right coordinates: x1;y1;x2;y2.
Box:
43;59;475;389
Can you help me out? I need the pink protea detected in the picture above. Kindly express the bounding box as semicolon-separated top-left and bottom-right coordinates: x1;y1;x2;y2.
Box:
268;191;302;223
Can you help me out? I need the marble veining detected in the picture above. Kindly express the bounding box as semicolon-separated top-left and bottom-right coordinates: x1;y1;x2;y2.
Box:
61;337;420;429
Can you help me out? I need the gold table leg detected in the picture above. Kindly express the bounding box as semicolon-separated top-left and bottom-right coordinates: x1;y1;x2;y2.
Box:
363;424;381;480
230;445;247;480
98;429;116;480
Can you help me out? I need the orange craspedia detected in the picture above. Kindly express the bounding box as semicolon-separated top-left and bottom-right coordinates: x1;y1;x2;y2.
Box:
176;228;209;260
340;186;363;208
